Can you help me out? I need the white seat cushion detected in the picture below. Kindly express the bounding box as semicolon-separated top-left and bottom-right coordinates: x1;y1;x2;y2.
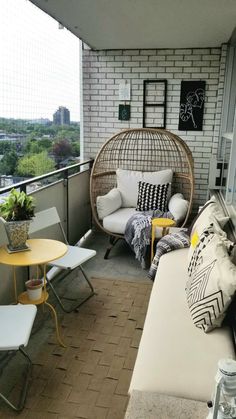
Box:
129;248;235;401
0;305;37;350
103;208;182;237
103;208;136;234
48;246;96;270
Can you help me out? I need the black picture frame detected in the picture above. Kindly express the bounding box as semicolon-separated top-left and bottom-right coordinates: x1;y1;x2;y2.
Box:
143;80;167;128
118;104;130;121
178;80;206;131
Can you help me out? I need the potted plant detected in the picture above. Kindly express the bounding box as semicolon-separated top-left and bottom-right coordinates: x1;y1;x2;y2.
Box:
0;188;35;251
25;278;43;301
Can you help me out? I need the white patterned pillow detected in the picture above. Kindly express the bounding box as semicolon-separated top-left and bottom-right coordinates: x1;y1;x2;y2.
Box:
188;197;229;264
136;181;170;212
186;224;236;332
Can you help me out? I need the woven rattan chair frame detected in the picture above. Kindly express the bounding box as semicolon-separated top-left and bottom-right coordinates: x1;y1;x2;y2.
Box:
90;128;194;252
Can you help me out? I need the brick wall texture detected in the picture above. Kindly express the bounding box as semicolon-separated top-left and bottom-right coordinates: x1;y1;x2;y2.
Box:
82;46;227;208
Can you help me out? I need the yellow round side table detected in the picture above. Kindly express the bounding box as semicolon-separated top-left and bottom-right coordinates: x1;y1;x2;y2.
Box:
0;239;67;347
151;218;176;262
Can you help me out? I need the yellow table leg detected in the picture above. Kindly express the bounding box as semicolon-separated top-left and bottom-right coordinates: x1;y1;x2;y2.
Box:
151;224;154;262
162;227;167;237
43;264;47;309
151;224;164;262
13;267;17;304
41;264;66;348
45;301;66;348
151;218;176;262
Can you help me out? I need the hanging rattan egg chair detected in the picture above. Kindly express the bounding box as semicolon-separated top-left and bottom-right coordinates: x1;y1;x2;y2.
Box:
90;128;194;258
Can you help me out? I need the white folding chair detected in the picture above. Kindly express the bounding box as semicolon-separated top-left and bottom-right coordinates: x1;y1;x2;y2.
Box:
0;304;37;411
29;207;96;313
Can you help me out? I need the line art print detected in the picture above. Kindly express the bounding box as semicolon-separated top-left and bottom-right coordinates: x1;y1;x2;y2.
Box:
178;81;206;131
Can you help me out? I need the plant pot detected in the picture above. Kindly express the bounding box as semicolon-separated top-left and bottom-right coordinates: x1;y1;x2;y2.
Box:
25;279;43;301
4;220;31;251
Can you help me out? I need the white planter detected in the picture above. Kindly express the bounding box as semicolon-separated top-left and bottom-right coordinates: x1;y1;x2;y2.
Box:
25;279;43;301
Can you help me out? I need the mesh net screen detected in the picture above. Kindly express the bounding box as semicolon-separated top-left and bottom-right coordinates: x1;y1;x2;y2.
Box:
0;0;80;185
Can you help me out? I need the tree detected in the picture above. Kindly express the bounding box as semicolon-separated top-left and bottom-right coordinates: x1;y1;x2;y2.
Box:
0;141;17;154
0;151;18;175
39;138;52;150
23;138;52;154
27;141;42;154
71;141;80;156
16;151;55;177
55;128;79;142
52;139;72;158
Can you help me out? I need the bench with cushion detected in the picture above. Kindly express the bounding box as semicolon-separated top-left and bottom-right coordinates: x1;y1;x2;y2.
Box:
128;196;236;414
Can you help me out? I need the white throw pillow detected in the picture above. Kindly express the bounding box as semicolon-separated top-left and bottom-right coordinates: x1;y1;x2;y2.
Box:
168;193;189;224
188;197;229;263
116;168;173;207
186;224;236;332
96;188;122;220
190;196;229;237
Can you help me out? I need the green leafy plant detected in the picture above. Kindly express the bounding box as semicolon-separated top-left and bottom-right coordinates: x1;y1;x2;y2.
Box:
0;189;35;221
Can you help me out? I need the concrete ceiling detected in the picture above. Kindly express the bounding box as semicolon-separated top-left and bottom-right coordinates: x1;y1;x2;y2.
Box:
30;0;236;50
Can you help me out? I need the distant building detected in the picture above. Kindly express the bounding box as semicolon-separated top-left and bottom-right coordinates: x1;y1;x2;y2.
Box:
53;106;70;125
27;118;51;125
0;131;26;144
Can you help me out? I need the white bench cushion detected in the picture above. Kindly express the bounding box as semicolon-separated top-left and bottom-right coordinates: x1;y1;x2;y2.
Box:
129;248;235;402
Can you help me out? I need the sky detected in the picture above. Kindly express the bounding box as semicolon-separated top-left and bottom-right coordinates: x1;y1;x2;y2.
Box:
0;0;80;122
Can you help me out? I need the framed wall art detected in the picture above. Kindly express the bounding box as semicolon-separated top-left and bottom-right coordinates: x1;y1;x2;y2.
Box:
118;104;130;121
178;80;206;131
143;79;167;128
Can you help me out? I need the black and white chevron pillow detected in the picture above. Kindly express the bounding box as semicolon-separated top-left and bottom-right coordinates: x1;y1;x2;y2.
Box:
136;181;170;212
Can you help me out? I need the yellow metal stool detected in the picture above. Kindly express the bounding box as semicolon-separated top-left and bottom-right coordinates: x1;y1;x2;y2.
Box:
151;218;176;262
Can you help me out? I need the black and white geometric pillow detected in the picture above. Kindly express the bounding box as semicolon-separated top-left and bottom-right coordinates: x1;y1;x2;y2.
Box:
186;225;236;332
188;224;214;277
136;181;170;212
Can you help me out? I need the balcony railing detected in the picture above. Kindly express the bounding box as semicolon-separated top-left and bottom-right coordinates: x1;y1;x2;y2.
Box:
0;159;93;303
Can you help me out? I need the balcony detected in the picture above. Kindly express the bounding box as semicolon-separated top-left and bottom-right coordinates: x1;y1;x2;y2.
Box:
2;1;236;416
0;162;150;418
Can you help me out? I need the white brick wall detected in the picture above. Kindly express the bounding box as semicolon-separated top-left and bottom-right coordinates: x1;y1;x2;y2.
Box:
82;47;226;209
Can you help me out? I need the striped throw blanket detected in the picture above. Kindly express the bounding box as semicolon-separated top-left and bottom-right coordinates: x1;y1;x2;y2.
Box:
148;230;190;280
124;210;173;269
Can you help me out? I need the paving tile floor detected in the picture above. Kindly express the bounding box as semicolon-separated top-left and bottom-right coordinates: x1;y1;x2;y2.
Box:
0;277;152;418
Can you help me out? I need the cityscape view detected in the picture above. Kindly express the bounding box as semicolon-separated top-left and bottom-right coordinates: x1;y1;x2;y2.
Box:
0;1;80;190
0;108;80;189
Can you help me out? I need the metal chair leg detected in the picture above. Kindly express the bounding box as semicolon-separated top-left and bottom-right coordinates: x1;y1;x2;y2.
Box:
0;346;32;412
46;266;95;313
104;236;121;259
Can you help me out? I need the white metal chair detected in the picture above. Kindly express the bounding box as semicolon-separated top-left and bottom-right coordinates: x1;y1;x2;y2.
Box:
29;207;96;313
0;304;37;411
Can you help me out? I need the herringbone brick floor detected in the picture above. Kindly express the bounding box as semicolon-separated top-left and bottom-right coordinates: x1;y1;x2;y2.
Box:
0;278;152;419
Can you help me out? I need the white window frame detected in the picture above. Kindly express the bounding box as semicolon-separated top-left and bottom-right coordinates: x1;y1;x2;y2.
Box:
219;42;236;210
